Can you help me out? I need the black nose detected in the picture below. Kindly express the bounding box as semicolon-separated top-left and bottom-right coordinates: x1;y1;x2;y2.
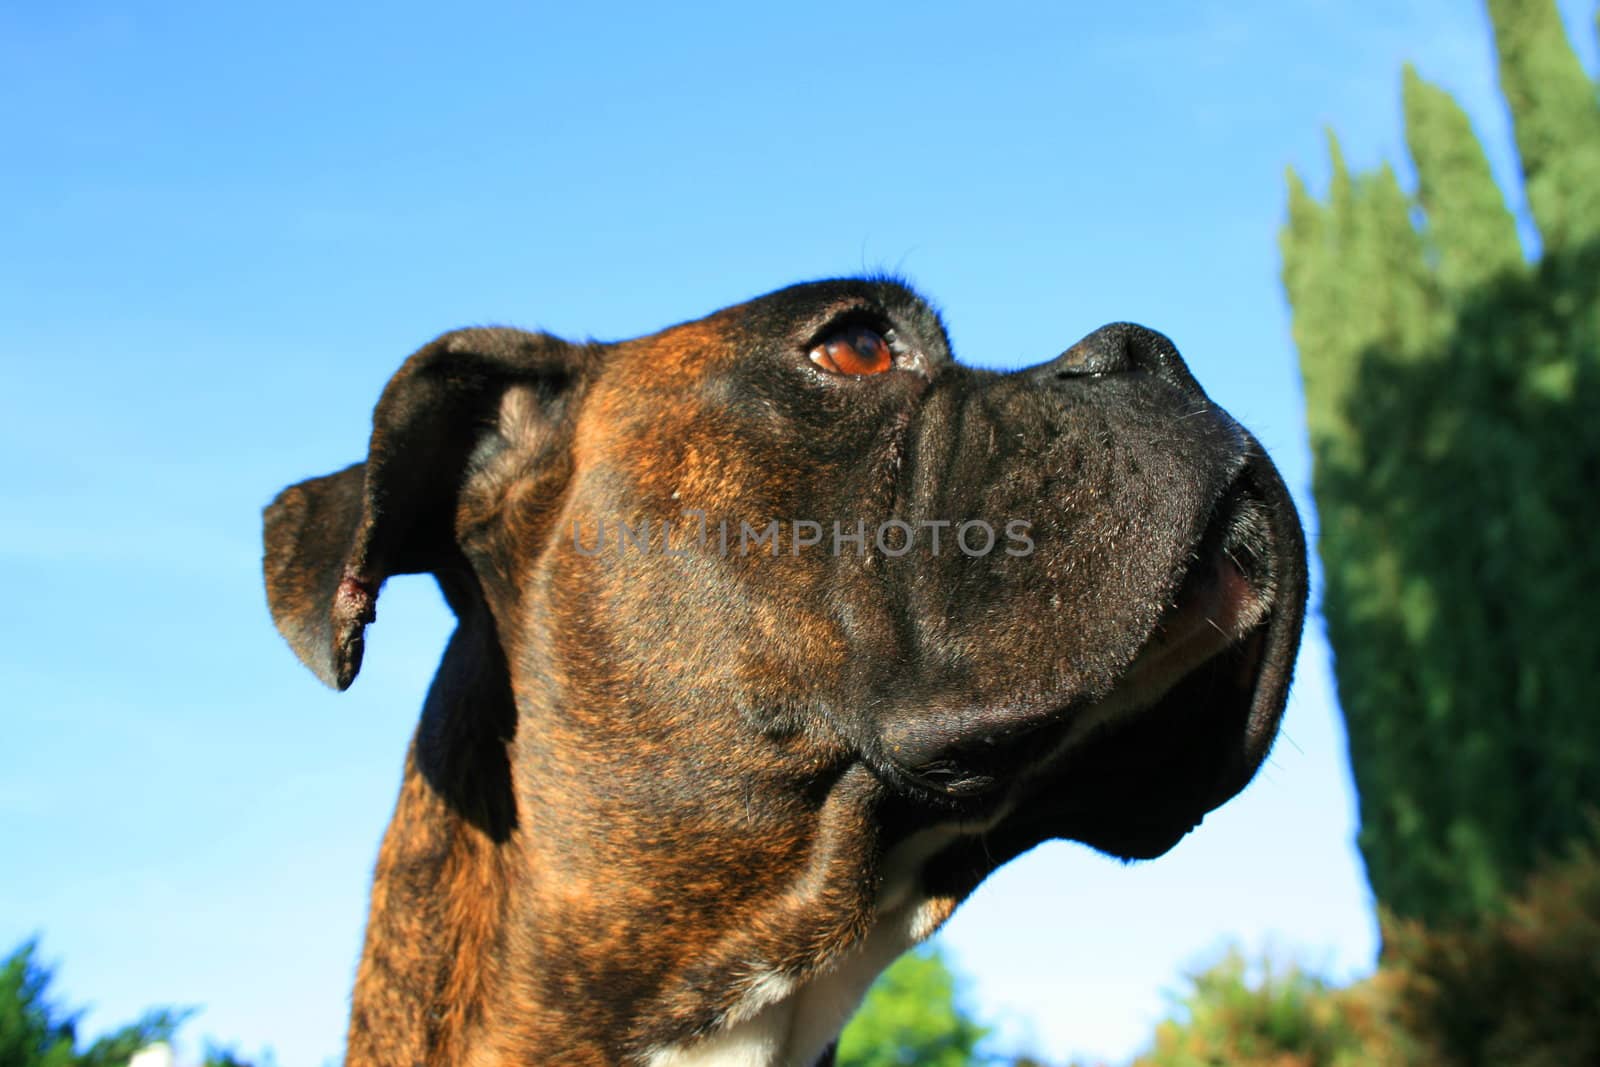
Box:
1029;322;1207;402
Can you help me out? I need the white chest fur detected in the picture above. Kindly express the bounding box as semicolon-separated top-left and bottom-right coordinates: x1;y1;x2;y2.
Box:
644;829;962;1067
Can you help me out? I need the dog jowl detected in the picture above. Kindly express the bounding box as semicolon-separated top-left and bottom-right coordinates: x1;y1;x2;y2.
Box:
262;278;1307;1066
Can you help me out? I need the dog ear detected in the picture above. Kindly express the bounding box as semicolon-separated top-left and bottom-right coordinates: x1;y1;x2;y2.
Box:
263;328;587;690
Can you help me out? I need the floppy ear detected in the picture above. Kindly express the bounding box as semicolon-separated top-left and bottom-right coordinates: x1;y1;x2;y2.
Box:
263;327;586;690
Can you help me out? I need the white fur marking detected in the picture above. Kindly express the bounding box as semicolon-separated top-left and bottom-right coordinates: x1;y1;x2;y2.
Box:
644;829;976;1067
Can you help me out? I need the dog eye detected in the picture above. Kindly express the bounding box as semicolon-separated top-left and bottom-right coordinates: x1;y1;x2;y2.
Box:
808;325;894;377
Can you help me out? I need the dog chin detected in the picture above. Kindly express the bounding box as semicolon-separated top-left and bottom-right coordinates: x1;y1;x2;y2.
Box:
877;468;1292;861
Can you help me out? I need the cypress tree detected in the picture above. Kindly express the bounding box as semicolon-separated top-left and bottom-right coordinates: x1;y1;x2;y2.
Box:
1400;65;1523;294
1281;0;1600;925
1485;0;1600;252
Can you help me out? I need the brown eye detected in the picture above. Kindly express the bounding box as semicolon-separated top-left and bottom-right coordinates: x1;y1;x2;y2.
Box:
808;325;894;376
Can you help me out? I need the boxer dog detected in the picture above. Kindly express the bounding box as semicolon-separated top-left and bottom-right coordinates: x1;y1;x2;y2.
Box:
263;277;1306;1066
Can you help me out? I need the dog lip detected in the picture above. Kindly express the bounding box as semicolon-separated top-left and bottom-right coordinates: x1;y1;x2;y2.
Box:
876;457;1296;814
1110;475;1279;702
897;760;1002;799
1101;558;1265;715
876;697;1073;806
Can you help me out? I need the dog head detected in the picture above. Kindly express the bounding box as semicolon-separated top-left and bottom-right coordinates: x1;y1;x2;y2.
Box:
264;277;1305;1061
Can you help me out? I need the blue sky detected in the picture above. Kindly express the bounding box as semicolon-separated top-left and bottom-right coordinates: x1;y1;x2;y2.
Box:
4;3;1595;1065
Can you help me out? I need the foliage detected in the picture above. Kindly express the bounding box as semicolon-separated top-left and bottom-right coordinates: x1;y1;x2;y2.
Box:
1125;820;1600;1067
198;1048;256;1067
0;941;260;1067
1377;819;1600;1067
837;945;995;1067
1279;0;1600;924
0;941;186;1067
1127;948;1401;1067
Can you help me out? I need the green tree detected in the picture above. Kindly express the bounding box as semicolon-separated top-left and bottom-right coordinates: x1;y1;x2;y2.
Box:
197;1048;257;1067
837;945;993;1067
1120;823;1600;1067
0;941;185;1067
1129;948;1402;1067
1279;0;1600;925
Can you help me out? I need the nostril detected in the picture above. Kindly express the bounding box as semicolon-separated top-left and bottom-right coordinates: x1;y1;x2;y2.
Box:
1029;321;1207;402
1050;331;1129;378
1053;345;1102;379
